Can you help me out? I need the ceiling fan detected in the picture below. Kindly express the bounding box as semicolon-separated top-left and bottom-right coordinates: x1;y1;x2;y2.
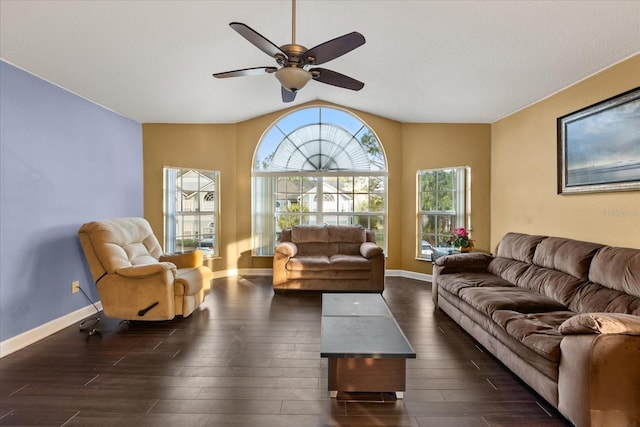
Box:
213;0;365;103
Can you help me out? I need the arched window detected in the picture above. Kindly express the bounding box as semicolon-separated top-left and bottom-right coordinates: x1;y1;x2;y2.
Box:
252;106;387;255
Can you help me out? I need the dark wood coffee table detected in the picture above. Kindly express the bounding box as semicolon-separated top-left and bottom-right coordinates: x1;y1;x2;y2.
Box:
320;293;416;399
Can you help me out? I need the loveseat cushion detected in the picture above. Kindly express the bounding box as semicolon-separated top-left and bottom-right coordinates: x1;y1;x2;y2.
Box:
286;255;330;270
492;310;575;362
532;237;603;280
459;286;567;316
327;225;366;243
329;254;372;270
291;225;329;243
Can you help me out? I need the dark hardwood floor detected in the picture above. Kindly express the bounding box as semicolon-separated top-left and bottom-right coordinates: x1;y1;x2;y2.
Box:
0;276;570;427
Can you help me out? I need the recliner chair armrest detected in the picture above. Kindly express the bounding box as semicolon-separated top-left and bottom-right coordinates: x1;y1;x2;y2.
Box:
275;242;298;257
360;242;383;258
116;262;177;279
160;250;204;268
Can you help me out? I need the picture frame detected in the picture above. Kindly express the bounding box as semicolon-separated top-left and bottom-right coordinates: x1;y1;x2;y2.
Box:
557;86;640;194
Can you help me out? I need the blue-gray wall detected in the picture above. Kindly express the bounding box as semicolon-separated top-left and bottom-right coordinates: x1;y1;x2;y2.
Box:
0;60;142;342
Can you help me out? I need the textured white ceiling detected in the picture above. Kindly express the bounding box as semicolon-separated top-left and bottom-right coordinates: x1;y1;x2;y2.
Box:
1;0;639;124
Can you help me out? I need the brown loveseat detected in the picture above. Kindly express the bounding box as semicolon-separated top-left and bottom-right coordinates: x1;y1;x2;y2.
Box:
78;217;213;321
432;232;640;427
273;224;385;293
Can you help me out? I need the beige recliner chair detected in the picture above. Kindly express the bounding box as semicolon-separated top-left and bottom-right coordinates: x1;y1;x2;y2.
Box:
78;217;213;321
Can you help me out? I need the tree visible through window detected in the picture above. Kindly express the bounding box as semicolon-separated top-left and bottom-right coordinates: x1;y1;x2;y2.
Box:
252;106;387;256
164;167;219;256
417;166;471;260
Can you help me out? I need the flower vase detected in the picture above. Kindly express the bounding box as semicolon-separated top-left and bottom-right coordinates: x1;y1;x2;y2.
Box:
460;246;472;253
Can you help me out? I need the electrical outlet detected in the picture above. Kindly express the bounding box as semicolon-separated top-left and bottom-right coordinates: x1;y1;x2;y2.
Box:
72;280;80;294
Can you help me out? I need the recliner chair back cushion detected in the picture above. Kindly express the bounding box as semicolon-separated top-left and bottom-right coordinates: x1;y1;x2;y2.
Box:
79;217;162;276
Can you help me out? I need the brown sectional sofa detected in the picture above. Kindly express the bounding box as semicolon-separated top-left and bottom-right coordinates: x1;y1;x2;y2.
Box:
432;232;640;427
273;224;385;293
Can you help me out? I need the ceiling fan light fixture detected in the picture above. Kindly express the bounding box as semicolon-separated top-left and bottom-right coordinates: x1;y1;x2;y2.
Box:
275;67;312;92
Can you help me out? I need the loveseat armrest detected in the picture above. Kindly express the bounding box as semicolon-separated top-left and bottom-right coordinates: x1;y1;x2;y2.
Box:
559;312;640;336
360;242;383;259
115;262;177;279
160;250;204;268
275;242;298;258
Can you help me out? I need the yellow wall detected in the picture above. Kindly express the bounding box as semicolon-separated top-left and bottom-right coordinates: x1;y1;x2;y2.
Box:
142;123;237;273
142;102;491;275
144;53;640;277
402;124;492;275
491;54;640;250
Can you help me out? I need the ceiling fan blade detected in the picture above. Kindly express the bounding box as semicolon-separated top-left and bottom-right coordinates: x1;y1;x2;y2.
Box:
310;68;364;91
281;86;297;103
213;66;277;78
302;32;365;65
229;22;286;59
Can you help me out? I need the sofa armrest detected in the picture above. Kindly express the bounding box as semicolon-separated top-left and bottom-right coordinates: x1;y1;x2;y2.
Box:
558;333;640;427
434;252;493;270
360;242;383;258
116;262;177;279
275;242;298;258
559;312;640;335
160;250;204;268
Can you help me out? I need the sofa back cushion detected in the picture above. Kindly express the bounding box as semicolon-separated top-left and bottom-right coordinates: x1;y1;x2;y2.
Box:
566;246;640;315
589;246;640;298
283;225;371;256
532;237;602;280
495;232;547;263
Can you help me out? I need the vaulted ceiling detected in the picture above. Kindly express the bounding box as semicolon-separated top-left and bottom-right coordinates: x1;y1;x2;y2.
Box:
1;1;639;124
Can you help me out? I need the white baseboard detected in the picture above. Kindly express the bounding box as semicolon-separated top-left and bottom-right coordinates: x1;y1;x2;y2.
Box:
1;269;431;358
0;302;103;358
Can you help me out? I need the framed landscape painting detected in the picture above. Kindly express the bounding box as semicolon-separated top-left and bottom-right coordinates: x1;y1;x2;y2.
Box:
557;87;640;194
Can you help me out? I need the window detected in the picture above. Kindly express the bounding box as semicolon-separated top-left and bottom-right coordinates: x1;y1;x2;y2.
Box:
417;166;471;260
252;106;387;256
163;167;219;256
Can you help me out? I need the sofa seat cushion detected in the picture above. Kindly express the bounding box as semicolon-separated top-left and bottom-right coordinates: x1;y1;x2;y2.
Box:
459;286;567;316
492;310;575;362
438;272;515;297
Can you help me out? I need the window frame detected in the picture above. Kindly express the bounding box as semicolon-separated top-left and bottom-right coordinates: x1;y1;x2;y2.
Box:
163;167;220;257
416;166;471;261
252;106;388;256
